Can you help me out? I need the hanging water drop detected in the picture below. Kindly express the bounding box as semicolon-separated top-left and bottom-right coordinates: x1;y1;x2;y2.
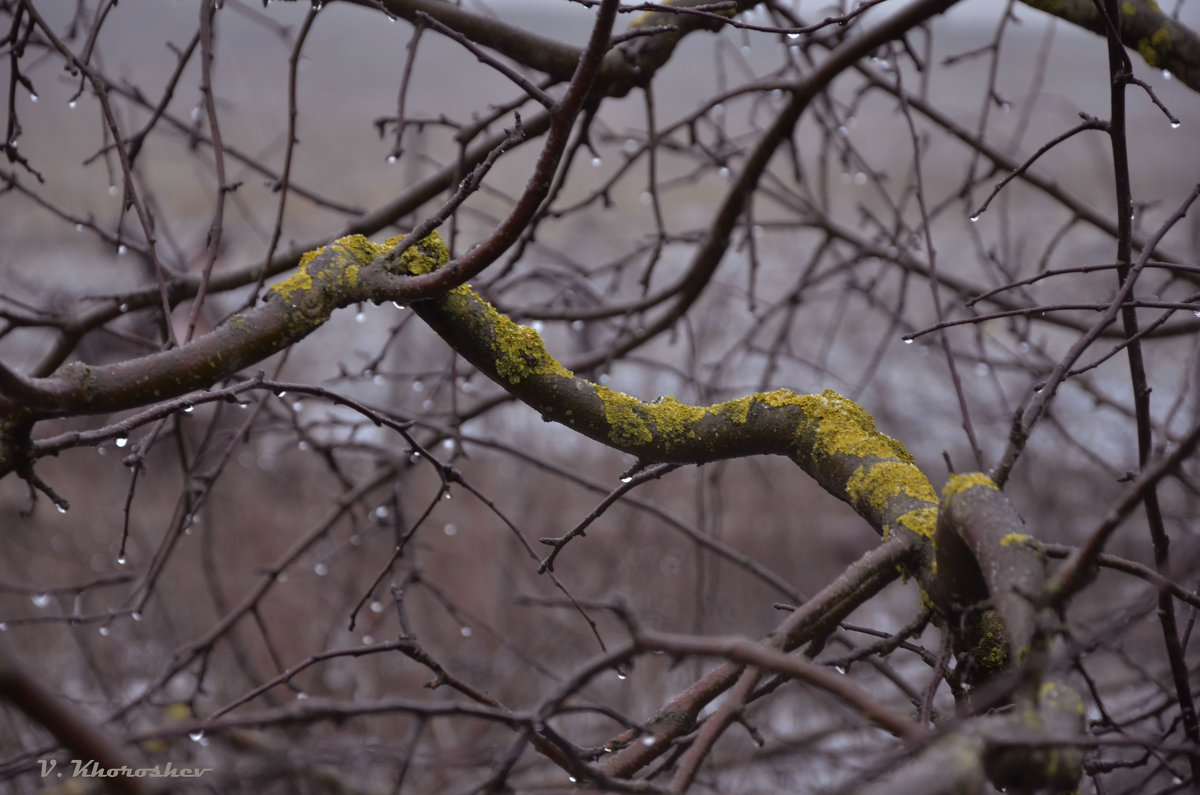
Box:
459;626;472;637
56;503;68;514
182;404;195;414
116;555;127;565
1170;121;1181;129
355;311;366;323
115;437;128;448
969;213;980;223
29;93;38;103
370;601;384;613
314;563;328;576
31;593;50;608
98;626;110;636
591;156;602;167
386;154;398;164
620;476;633;484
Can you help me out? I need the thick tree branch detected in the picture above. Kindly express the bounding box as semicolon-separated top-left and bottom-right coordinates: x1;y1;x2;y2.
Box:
1021;0;1200;94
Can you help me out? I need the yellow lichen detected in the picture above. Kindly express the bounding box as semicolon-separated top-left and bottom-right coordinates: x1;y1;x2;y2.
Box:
848;461;939;537
271;260;314;303
595;386;653;446
271;234;378;304
382;231;450;275
1000;532;1035;548
848;460;937;513
895;506;939;539
710;395;753;424
443;286;574;386
972;610;1010;674
648;396;707;447
798;389;914;463
942;472;997;498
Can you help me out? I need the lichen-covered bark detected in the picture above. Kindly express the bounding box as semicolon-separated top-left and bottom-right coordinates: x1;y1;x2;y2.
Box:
1021;0;1200;93
401;261;939;564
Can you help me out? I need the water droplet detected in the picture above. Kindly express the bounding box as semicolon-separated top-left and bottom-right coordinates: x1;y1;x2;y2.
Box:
623;138;638;154
529;320;544;333
370;601;384;613
387;154;398;164
1170;120;1181;129
834;665;846;674
616;671;627;680
620;476;633;484
0;623;7;631
441;438;454;451
98;626;110;636
410;452;421;462
712;103;724;117
459;626;472;637
115;437;128;448
641;736;655;746
1192;309;1200;318
639;191;652;205
853;172;867;185
903;337;914;344
787;31;800;40
116;555;127;565
182;404;195;414
29;93;38;103
131;611;142;621
719;167;730;178
275;390;287;398
107;184;118;196
362;635;374;644
374;505;389;519
392;301;406;309
1001;102;1011;113
297;440;308;451
568;776;577;784
118;303;129;312
314;563;328;576
443;490;452;500
291;401;303;412
31;593;50;608
571;320;584;331
355;311;366;323
1162;69;1172;81
75;223;84;232
68;99;77;108
975;363;990;376
412;380;424;392
56;503;68;514
1034;385;1044;394
969;213;980;223
188;731;204;743
296;691;308;700
591;156;602;167
190;105;202;121
443;523;457;536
